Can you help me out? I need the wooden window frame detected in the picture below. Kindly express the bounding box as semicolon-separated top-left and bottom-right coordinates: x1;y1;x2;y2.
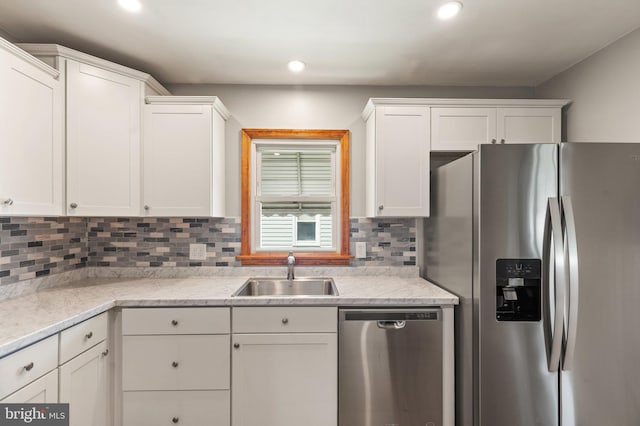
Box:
238;129;351;265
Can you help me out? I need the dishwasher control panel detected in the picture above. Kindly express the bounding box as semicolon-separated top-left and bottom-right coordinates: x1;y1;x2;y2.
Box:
496;258;541;321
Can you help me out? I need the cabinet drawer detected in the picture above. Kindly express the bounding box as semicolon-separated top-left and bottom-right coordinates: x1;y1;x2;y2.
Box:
122;335;229;391
233;307;337;333
122;307;230;335
0;335;58;400
123;390;230;426
60;312;108;364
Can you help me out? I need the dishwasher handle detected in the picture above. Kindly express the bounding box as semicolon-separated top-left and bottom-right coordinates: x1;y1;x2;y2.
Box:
377;320;406;330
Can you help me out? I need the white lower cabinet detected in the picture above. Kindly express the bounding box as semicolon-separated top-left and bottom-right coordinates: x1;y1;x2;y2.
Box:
59;340;109;426
0;369;58;403
231;307;337;426
121;307;231;426
123;390;230;426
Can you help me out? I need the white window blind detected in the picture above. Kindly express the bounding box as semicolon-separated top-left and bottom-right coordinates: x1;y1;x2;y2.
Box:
259;151;333;197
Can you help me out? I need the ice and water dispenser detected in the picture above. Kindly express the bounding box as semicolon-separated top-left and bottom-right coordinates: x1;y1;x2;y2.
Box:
496;258;541;321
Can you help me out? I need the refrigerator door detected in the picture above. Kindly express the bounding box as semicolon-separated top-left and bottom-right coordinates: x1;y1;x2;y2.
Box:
478;144;559;426
559;143;640;425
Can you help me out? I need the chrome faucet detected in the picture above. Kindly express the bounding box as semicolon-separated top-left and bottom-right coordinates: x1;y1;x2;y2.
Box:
287;251;295;281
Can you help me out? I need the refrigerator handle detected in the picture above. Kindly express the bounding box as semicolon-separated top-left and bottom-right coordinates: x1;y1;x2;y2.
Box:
543;197;566;372
561;196;580;370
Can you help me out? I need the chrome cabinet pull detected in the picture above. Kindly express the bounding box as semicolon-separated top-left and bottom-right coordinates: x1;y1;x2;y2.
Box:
23;362;34;372
85;331;93;339
378;205;384;210
171;320;179;326
500;138;506;144
3;198;13;206
233;343;240;349
491;138;497;144
70;203;78;209
172;361;179;368
144;205;150;211
281;318;289;324
172;417;179;423
102;349;109;357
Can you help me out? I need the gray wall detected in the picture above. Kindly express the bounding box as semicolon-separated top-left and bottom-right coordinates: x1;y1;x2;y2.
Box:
536;28;640;142
166;84;534;216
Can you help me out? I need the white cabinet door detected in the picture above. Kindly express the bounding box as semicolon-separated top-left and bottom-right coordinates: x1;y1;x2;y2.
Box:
368;106;430;217
497;107;561;144
59;340;109;426
66;60;141;216
143;104;212;216
0;46;63;216
431;107;497;151
232;333;337;426
0;370;58;403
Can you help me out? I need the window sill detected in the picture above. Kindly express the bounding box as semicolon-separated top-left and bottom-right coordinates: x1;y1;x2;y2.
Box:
237;252;353;266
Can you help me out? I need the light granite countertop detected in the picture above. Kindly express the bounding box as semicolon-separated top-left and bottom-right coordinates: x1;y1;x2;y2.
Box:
0;269;458;357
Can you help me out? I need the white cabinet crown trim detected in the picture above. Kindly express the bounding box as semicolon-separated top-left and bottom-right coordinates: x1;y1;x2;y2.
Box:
0;37;59;79
145;96;231;120
16;43;169;95
362;98;571;120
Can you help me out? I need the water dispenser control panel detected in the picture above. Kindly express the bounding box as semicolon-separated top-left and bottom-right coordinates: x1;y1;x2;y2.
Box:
496;258;541;321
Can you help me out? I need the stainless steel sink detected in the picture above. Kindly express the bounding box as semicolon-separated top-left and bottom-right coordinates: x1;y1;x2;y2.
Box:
232;277;338;297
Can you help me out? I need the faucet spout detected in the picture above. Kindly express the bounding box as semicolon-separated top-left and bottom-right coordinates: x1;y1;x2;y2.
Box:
287;251;295;281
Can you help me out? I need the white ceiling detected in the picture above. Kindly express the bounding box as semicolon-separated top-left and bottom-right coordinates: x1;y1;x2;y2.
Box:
0;0;639;86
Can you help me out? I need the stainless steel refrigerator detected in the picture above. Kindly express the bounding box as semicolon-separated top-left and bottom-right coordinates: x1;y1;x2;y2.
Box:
424;143;640;426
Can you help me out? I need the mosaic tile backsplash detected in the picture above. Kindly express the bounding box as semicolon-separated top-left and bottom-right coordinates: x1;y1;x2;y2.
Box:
0;217;416;285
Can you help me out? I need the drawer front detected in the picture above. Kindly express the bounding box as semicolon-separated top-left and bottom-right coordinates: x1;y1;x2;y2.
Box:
60;312;108;364
123;390;230;426
0;335;58;400
122;307;230;335
233;307;337;333
122;335;229;391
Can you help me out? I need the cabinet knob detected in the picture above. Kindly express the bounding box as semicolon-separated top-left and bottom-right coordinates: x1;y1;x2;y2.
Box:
172;417;179;424
233;343;240;349
85;331;93;339
23;362;34;372
3;198;13;206
500;138;506;144
282;317;289;324
378;205;384;211
144;205;150;211
102;349;109;357
171;319;179;326
172;361;179;368
70;203;78;209
491;138;497;144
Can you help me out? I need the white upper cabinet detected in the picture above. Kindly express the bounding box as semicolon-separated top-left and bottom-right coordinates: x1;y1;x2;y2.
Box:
143;97;229;217
18;43;170;217
0;38;64;216
431;100;567;151
364;103;430;217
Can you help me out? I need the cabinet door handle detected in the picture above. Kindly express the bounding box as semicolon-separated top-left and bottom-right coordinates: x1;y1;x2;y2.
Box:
500;138;506;144
171;320;179;326
172;417;179;424
3;198;13;206
102;349;109;357
281;317;289;324
233;343;240;349
144;205;150;211
491;138;497;144
85;331;93;339
23;362;34;372
70;203;78;209
172;361;179;368
378;205;384;211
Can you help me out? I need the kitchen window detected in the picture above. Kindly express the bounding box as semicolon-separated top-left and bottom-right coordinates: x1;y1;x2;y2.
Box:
238;129;351;265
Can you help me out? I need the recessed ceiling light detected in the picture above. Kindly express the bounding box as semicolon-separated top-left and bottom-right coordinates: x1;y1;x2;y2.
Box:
437;1;462;20
288;60;305;73
118;0;142;13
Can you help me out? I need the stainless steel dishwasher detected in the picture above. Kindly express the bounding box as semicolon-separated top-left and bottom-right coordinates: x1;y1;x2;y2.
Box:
339;308;443;426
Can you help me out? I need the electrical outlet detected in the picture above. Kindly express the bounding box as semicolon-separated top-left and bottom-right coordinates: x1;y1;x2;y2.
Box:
189;243;207;261
355;242;367;259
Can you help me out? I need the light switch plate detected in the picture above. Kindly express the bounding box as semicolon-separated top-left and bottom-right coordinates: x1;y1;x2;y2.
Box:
189;243;207;260
355;242;367;259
